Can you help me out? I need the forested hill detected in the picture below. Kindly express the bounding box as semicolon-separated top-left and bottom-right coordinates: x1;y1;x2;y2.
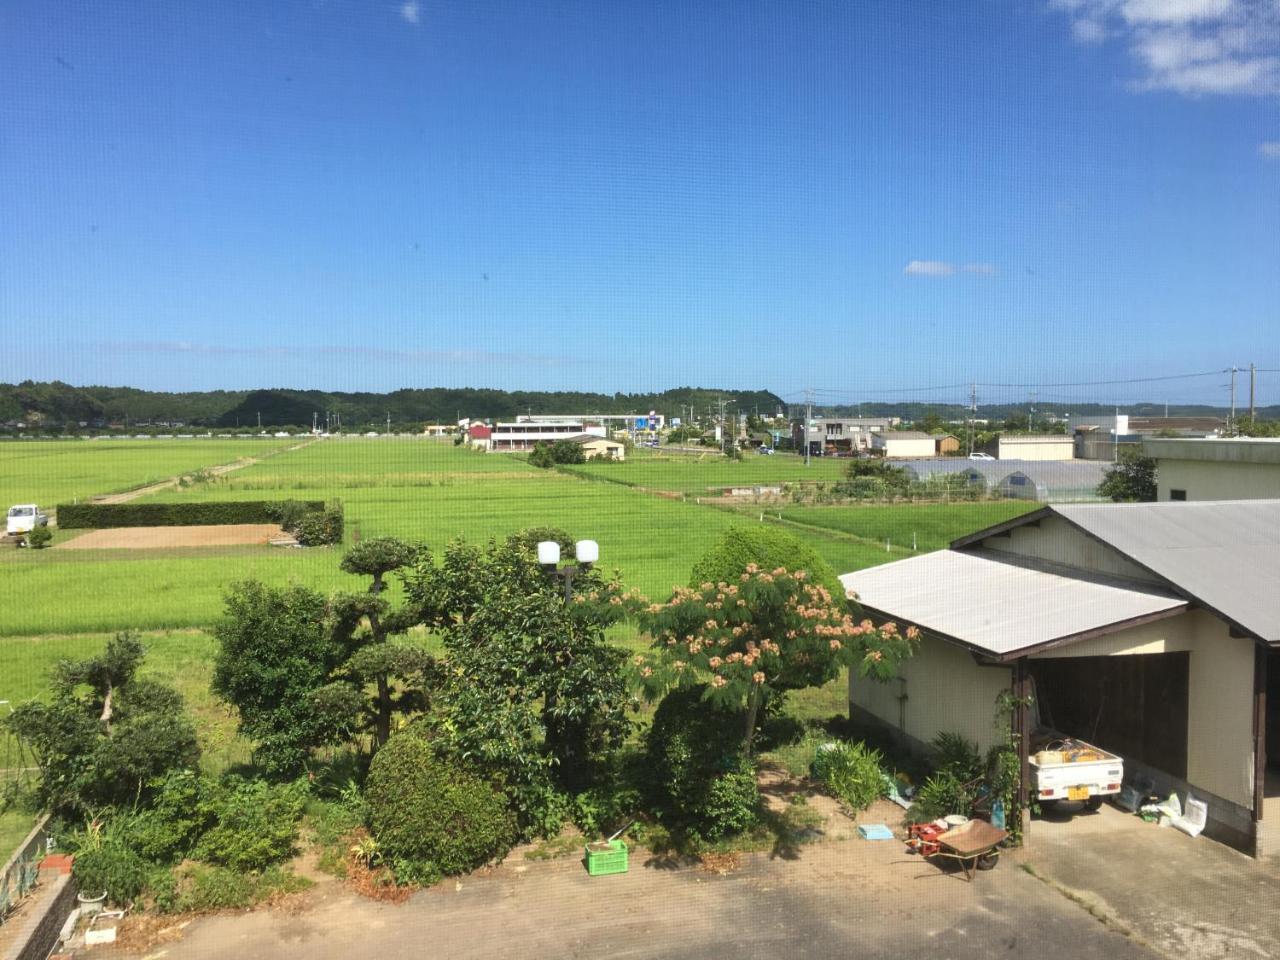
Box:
0;381;785;429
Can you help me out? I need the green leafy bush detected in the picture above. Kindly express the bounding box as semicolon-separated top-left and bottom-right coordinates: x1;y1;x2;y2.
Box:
24;524;52;548
54;500;324;529
811;741;886;813
931;732;982;781
906;773;974;823
687;524;844;605
116;770;208;863
192;777;308;871
155;863;310;914
294;502;344;545
646;686;760;839
73;843;149;904
366;734;515;883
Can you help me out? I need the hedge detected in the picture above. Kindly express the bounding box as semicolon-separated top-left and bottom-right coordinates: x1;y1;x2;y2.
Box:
55;500;326;530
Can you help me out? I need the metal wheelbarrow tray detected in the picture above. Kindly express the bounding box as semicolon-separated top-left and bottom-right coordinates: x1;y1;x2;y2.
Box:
930;820;1009;880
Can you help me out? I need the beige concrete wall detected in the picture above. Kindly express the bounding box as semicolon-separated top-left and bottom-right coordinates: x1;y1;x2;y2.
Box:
1029;610;1256;810
849;634;1013;754
978;515;1160;584
1156;458;1280;501
582;440;625;460
998;438;1075;461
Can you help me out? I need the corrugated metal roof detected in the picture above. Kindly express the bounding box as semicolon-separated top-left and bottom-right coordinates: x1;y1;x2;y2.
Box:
1052;500;1280;644
839;549;1187;659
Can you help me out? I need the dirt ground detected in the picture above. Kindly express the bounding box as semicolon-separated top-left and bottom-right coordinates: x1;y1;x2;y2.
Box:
98;803;1157;960
57;524;290;550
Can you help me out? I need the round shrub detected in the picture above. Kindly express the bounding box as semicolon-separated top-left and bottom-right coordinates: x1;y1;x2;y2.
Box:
688;525;843;604
366;734;515;883
72;844;148;905
24;524;52;549
647;686;760;839
810;741;886;813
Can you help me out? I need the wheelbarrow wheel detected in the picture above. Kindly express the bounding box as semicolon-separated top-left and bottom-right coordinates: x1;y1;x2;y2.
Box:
975;851;999;871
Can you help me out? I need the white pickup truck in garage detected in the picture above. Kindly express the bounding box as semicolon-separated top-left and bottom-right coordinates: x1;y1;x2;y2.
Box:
1029;736;1125;811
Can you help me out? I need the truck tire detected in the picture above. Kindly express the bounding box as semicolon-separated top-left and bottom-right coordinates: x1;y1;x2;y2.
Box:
1084;796;1103;812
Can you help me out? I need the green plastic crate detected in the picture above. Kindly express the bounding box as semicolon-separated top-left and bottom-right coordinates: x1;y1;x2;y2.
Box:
584;839;628;876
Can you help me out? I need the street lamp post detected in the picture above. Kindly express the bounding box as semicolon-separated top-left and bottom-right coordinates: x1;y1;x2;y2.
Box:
537;539;600;601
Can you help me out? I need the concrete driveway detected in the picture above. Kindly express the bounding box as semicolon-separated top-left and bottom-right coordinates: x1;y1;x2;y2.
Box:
104;810;1156;960
1023;804;1280;960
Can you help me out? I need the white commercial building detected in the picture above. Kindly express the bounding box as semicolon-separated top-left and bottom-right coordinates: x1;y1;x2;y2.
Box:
1144;437;1280;502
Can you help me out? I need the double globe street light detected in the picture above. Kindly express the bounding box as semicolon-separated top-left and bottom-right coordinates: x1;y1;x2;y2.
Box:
537;539;599;601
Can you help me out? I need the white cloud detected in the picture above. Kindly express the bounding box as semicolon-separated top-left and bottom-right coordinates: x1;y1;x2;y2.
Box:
1260;140;1280;157
903;260;956;277
1049;0;1280;96
400;1;420;25
902;260;996;278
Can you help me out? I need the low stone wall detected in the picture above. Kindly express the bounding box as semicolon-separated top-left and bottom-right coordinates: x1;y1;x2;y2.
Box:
1;874;76;960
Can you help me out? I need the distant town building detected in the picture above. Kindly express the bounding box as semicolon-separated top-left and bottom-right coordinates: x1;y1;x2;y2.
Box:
791;417;899;457
871;431;937;459
1143;437;1280;502
488;421;605;451
1069;414;1224;460
934;434;961;456
983;434;1075;461
564;434;626;461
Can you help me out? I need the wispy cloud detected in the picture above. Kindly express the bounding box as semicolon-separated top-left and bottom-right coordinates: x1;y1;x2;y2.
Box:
97;340;580;368
400;1;420;25
903;260;996;278
1260;140;1280;158
1049;0;1280;96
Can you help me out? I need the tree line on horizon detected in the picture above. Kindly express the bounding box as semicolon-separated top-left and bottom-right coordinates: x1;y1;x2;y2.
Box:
1;380;1274;432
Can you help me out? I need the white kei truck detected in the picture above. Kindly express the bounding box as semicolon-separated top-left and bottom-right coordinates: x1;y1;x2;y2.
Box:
1027;682;1125;811
6;504;49;537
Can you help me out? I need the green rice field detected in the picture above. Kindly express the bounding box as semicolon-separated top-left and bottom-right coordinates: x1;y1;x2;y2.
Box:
564;447;849;494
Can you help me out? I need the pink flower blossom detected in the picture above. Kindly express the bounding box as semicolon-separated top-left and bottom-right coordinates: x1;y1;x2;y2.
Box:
711;675;727;688
752;671;766;684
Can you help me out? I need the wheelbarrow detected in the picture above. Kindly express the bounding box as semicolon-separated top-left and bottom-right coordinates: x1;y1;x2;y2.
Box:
911;819;1008;881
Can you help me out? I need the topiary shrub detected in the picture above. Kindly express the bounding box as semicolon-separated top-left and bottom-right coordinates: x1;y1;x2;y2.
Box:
24;524;52;548
366;734;515;884
687;524;844;604
646;685;760;839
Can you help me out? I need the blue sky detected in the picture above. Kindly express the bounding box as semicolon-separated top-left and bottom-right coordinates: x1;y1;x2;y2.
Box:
1;0;1277;407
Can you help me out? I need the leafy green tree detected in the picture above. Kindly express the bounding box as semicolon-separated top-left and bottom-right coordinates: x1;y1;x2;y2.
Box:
402;530;636;804
637;566;913;755
1098;449;1157;502
6;633;200;813
842;458;911;495
212;582;347;776
688;525;844;604
1233;415;1280;438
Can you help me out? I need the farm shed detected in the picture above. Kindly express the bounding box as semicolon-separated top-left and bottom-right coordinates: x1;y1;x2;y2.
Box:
872;431;937;459
935;434;960;455
563;434;626;461
985;435;1075;461
841;499;1280;856
1143;437;1280;502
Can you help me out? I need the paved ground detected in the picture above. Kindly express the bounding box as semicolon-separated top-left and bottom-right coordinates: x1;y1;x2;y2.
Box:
103;804;1155;960
1024;803;1280;960
58;524;289;550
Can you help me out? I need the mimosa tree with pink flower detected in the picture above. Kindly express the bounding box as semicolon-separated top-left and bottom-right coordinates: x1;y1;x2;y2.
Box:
636;564;916;756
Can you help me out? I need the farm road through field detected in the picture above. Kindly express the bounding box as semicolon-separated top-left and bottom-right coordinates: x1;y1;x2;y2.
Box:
106;837;1155;960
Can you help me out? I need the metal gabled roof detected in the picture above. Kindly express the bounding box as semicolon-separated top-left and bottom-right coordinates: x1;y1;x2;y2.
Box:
839;548;1187;660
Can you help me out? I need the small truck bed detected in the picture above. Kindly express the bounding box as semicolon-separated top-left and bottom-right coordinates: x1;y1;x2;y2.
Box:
1028;733;1124;808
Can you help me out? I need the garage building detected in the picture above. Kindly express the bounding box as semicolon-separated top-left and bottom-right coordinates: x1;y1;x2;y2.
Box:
840;499;1280;855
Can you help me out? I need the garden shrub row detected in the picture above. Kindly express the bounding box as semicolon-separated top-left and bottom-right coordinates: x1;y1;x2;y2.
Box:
55;499;325;529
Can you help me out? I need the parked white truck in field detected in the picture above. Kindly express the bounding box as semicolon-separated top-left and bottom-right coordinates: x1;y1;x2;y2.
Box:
6;504;49;536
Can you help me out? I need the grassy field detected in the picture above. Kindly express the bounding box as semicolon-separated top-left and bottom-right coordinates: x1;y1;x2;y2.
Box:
0;437;299;510
776;501;1039;552
563;448;849;494
0;439;1031;635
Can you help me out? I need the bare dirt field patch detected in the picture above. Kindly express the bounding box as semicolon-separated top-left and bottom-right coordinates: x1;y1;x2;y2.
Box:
58;524;289;550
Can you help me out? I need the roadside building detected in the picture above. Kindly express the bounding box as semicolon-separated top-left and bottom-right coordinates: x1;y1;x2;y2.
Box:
791;417;898;457
1070;414;1225;460
871;431;937;459
984;434;1075;461
564;434;626;461
841;499;1280;855
467;423;492;450
934;434;961;456
489;421;604;451
1144;437;1280;501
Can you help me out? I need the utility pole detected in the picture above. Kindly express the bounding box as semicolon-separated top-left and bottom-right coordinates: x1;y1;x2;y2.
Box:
1250;363;1256;421
967;383;977;456
1230;366;1238;428
257;411;261;430
312;411;317;434
804;388;814;467
1029;391;1037;433
386;411;391;434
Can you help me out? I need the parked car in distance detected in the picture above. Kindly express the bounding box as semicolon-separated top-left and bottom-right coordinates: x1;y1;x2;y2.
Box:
968;452;995;460
6;504;49;536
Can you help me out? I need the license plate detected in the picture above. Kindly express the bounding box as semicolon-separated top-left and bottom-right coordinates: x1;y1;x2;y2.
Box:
1068;786;1090;802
